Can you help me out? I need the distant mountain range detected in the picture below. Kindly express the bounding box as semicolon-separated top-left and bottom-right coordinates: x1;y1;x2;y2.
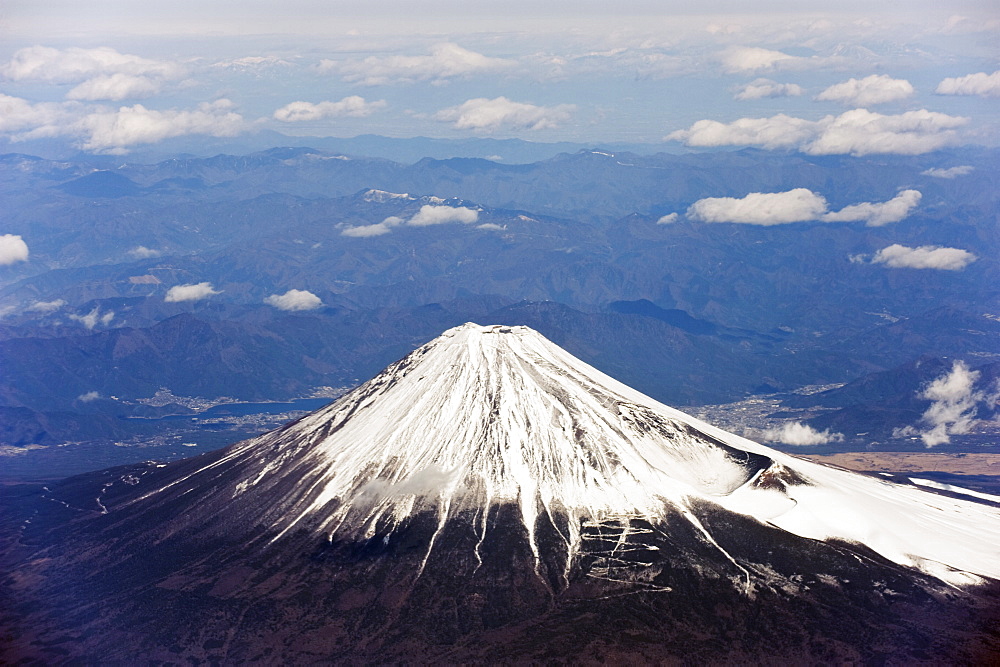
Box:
0;144;997;474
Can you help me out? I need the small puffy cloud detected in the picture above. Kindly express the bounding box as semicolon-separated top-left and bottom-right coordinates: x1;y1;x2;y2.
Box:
0;46;181;84
341;216;404;237
821;189;921;226
687;189;828;225
77;391;101;402
27;299;66;313
734;79;804;101
720;47;796;73
477;223;505;231
273;96;386;122
0;234;29;265
667;113;818;150
330;43;512;86
808;109;966;155
656;213;679;224
165;282;220;302
409;205;479;226
936;71;1000;97
922;165;973;179
128;245;161;259
264;289;323;311
894;361;989;446
871;244;976;271
759;422;844;446
66;73;161;101
434;97;574;132
69;306;113;329
342;207;478;236
74;100;245;154
816;74;914;106
668;109;967;156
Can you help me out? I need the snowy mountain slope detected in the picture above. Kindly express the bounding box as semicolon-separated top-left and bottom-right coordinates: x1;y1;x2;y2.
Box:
122;323;1000;586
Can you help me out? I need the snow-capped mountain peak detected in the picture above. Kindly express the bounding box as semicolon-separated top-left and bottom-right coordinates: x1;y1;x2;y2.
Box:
131;323;1000;586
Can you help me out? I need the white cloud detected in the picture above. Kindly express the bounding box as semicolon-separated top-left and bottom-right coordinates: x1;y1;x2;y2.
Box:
0;94;76;136
128;245;161;259
667;109;968;156
815;74;914;106
687;189;828;225
66;73;161;101
477;223;505;231
434;97;574;132
74;100;245;154
330;43;512;86
733;78;804;101
808;109;966;155
409;205;479;226
667;113;818;150
0;234;29;265
27;299;66;313
893;361;989;446
719;47;796;73
0;46;181;84
759;422;844;446
922;166;973;179
273;96;386;122
69;306;113;329
164;282;220;302
264;289;323;311
871;244;977;271
77;390;101;402
341;216;404;237
936;70;1000;97
821;189;921;226
342;207;479;236
656;213;679;224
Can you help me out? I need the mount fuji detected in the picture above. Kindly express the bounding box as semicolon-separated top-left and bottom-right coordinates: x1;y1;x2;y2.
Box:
3;324;999;663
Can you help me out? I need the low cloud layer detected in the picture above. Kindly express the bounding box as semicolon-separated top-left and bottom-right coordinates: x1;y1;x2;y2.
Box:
820;190;921;226
273;96;386;122
435;97;574;132
329;43;512;86
165;282;220;302
1;46;181;104
409;205;479;226
1;46;180;85
718;47;832;74
685;189;921;226
870;244;977;271
936;70;1000;97
264;289;323;311
815;74;914;106
921;165;973;179
733;79;803;101
69;306;114;330
759;422;844;446
0;234;29;265
76;100;245;154
894;361;994;446
128;245;161;259
667;109;968;156
342;206;478;237
27;299;66;313
687;188;827;225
